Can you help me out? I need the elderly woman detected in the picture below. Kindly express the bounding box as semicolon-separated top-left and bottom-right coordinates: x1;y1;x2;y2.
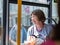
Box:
25;9;53;45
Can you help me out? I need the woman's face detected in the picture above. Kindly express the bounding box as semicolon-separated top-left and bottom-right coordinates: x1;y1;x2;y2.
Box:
31;14;40;24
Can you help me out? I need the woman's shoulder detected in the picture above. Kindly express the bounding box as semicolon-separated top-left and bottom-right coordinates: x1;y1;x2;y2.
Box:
45;24;52;27
45;24;53;29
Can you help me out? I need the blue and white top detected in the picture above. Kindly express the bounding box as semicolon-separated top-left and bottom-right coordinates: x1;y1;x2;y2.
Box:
27;24;53;41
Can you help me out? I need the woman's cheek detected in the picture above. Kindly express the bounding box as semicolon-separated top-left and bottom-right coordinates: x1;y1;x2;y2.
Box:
32;20;36;24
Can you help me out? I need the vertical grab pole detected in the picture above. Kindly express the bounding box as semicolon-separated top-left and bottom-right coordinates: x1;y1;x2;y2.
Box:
17;0;22;45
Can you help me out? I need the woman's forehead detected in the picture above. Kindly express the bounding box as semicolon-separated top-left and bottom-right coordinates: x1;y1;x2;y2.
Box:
31;14;36;16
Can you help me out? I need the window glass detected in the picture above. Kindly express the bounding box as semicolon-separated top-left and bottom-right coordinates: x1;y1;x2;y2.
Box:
52;2;59;24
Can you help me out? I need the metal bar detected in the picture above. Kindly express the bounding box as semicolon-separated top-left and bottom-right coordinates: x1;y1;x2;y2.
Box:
48;0;52;24
9;0;17;4
8;2;9;45
17;0;22;45
22;1;50;7
6;0;9;45
3;0;7;45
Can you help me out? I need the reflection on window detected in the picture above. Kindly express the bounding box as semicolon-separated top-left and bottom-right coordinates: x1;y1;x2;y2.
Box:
9;3;18;28
9;3;18;45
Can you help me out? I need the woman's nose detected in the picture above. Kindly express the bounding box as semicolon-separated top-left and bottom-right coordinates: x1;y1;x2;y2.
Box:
31;18;34;22
31;17;34;20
